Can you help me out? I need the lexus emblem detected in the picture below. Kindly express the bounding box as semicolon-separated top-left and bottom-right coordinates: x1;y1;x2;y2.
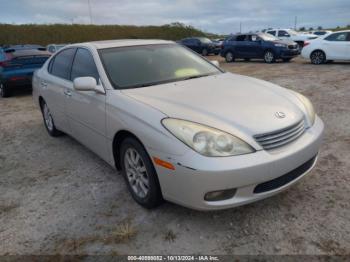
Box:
275;111;286;119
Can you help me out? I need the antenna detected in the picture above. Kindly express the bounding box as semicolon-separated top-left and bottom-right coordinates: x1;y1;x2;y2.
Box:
88;0;93;24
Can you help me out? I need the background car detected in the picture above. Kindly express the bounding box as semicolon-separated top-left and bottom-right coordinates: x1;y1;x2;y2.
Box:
0;49;51;97
179;37;221;56
47;44;66;53
266;29;318;48
302;30;350;64
221;33;299;63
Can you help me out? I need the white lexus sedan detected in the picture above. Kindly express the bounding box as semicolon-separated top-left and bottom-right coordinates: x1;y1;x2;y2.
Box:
302;30;350;64
33;40;324;210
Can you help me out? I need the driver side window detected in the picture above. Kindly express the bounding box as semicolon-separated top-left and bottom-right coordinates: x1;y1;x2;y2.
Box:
71;48;100;83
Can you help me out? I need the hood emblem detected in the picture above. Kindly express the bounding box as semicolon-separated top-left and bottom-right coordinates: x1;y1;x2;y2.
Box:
275;111;286;119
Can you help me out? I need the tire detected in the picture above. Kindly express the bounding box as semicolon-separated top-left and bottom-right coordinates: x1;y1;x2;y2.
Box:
120;137;163;209
310;50;326;65
282;58;292;62
40;100;63;137
225;52;235;63
0;83;11;98
201;48;208;56
264;50;275;63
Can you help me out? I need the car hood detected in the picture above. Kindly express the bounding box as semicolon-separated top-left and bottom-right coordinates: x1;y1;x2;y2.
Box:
122;73;304;136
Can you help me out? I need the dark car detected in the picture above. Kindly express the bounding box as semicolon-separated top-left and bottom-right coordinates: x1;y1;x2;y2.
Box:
179;37;221;56
0;49;51;97
4;44;46;52
220;33;300;63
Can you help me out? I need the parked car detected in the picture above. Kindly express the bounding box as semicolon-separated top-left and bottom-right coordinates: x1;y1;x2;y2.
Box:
0;49;51;97
221;33;300;63
47;44;66;53
266;29;318;48
309;30;332;36
179;37;221;56
32;40;324;210
301;30;350;64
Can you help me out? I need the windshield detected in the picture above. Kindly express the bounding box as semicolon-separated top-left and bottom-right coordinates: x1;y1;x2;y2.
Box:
198;37;212;44
99;44;221;89
259;33;279;41
287;29;298;36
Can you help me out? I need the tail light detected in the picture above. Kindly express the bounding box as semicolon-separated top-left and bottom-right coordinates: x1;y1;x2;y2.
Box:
303;41;310;47
9;76;26;82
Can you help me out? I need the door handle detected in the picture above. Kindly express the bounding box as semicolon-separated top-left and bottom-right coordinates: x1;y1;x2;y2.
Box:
64;89;72;97
40;81;48;88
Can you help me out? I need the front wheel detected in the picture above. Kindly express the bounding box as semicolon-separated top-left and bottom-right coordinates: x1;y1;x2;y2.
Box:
40;100;63;137
120;137;163;209
264;50;275;63
0;83;11;98
225;52;235;63
310;50;326;65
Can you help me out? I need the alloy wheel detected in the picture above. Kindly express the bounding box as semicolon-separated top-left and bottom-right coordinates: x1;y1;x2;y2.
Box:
311;51;325;65
225;52;233;62
264;51;274;63
43;103;54;131
124;147;150;199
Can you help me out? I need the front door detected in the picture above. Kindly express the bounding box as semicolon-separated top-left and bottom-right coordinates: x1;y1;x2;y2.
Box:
65;48;109;162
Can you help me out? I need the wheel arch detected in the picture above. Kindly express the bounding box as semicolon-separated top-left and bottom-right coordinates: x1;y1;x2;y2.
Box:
310;49;326;59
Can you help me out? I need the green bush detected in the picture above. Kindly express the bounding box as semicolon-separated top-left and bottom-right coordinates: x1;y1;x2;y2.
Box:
0;23;217;45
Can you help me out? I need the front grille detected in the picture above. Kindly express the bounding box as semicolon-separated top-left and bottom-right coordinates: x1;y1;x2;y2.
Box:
253;155;317;194
288;44;298;49
254;119;305;150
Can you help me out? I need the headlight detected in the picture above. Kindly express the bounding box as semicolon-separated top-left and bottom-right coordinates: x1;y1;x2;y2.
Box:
162;118;255;157
274;43;287;47
294;92;316;126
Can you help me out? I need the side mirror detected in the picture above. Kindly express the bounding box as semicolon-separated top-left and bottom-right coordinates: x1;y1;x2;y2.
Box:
73;77;105;94
211;60;220;67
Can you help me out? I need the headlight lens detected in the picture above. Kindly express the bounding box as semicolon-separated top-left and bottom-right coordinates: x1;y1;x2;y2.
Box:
162;118;255;157
294;93;316;125
274;43;287;47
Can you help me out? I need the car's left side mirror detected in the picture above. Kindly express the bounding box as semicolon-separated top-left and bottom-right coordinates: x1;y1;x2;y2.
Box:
211;60;220;67
73;77;105;94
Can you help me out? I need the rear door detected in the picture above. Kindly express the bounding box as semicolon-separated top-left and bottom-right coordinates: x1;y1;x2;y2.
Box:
245;35;262;58
65;47;108;161
42;48;76;133
233;35;247;58
323;32;350;59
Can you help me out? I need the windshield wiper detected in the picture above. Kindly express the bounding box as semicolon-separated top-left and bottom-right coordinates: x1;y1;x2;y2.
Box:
182;73;213;81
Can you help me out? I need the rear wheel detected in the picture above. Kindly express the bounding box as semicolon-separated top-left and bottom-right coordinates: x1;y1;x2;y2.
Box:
310;50;326;65
40;100;63;137
0;83;11;98
225;52;234;63
120;137;163;209
264;50;275;63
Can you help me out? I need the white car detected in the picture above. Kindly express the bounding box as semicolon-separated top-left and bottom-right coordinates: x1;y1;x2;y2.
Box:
266;29;318;48
32;40;324;210
302;30;350;64
46;44;66;53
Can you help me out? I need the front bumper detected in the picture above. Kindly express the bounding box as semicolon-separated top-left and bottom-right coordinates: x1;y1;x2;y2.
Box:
279;49;300;58
149;116;324;210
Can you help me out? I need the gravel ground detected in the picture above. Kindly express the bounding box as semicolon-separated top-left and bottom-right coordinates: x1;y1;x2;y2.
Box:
0;56;349;256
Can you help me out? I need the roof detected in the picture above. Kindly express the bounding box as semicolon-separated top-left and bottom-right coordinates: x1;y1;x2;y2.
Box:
75;39;174;49
12;49;51;58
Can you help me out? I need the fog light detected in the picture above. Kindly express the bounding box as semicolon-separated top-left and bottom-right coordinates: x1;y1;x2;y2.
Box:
204;188;237;201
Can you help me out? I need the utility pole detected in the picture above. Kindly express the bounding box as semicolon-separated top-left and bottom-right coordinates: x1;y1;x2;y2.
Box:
294;16;297;30
88;0;93;24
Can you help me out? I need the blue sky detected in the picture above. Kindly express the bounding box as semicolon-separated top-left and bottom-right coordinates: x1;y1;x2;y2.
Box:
1;0;349;34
